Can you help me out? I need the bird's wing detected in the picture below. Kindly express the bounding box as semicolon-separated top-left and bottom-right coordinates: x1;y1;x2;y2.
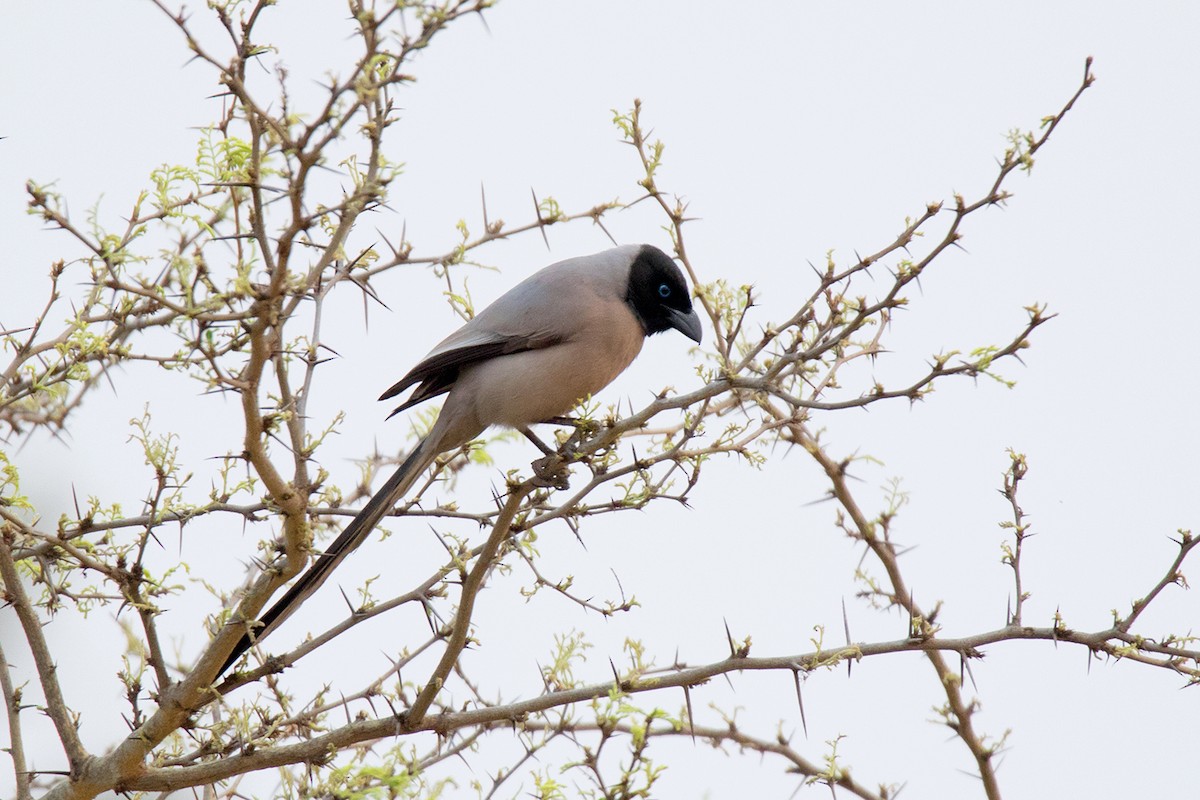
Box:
379;326;562;415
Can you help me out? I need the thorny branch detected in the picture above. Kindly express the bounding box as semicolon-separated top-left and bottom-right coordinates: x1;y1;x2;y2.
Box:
0;640;31;800
2;13;1184;800
0;539;87;774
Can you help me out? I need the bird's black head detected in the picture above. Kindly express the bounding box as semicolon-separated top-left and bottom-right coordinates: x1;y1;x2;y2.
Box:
625;245;703;343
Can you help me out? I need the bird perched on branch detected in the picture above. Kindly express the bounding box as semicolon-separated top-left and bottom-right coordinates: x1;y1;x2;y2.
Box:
220;243;702;675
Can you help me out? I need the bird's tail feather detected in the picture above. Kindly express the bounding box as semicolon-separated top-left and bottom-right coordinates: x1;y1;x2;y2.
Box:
219;436;434;676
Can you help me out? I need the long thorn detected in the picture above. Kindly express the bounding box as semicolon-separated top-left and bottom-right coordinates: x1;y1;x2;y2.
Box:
793;669;809;738
842;597;852;677
531;187;550;251
682;684;696;744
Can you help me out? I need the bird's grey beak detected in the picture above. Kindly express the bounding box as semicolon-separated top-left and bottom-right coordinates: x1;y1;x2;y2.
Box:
666;306;703;343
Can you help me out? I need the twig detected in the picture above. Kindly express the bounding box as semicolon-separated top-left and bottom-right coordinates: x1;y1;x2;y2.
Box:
405;480;536;726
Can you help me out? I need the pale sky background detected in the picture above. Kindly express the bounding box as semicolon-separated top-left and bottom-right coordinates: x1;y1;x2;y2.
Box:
2;2;1199;798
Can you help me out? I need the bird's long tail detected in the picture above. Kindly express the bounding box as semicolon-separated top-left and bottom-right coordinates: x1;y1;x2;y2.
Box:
219;436;435;676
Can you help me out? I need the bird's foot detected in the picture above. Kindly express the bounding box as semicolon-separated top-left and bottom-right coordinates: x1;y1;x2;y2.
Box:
531;454;571;490
527;419;602;489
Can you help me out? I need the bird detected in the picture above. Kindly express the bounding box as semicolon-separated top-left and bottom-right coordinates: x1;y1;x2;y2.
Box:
219;243;702;676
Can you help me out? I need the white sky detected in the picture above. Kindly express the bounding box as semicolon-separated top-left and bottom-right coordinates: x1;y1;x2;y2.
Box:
2;2;1199;798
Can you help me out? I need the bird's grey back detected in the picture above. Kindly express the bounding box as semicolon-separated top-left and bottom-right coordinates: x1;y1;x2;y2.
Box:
426;245;643;358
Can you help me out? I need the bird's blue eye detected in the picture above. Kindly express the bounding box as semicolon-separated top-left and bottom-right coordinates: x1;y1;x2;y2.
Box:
658;283;671;298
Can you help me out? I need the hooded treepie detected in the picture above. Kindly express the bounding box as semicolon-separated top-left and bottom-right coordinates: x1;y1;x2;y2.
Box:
220;244;702;675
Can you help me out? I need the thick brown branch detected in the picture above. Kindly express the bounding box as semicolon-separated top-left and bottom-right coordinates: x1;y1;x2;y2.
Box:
0;639;32;800
0;538;88;774
120;619;1192;792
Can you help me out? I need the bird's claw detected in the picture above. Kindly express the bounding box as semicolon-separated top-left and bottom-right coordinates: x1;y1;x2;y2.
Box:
531;454;571;490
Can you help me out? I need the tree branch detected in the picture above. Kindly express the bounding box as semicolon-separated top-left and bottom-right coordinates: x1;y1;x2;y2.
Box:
0;538;88;775
0;639;32;800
